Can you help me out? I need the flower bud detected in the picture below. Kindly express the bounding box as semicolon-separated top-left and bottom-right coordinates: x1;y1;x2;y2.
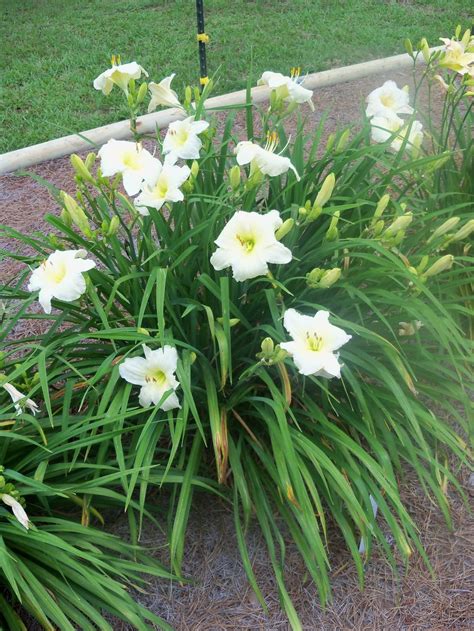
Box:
275;218;294;240
71;154;94;183
452;219;474;241
229;165;241;191
384;213;413;237
184;86;192;106
424;254;454;277
189;351;197;364
325;133;335;152
373;220;385;236
420;37;430;63
190;160;200;179
398;320;423;336
372;194;390;224
136;81;148;105
107;215;120;236
326;211;340;241
127;93;135;108
261;337;274;357
319;267;341;289
306;267;323;287
298;206;308;219
61;192;92;236
417;255;429;273
137;327;150;336
428;216;460;242
85;152;96;170
404;38;414;58
315;173;336;209
335;129;350;153
60;208;72;227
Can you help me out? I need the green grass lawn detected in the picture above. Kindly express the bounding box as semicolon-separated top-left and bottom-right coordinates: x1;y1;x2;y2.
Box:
0;0;471;153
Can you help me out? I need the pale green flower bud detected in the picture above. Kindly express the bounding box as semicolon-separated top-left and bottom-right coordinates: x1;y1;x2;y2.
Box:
373;220;385;236
61;192;92;236
315;173;336;209
261;337;274;357
417;255;429;273
217;317;240;327
372;194;390;224
272;347;288;363
326;211;340;241
127;93;135;108
424;254;454;277
85;152;96;170
306;267;323;287
71;154;94;183
319;267;341;289
428;217;461;242
420;37;430;63
229;165;241;191
182;180;193;194
452;219;474;241
60;208;72;227
275;218;294;240
404;38;414;58
137;327;150;336
136;81;148;104
384;213;413;237
107;215;120;236
325;133;336;152
189;351;197;364
191;160;200;178
298;206;308;219
335;129;350;153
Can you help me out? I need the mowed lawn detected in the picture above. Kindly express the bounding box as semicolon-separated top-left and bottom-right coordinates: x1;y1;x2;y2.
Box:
0;0;471;152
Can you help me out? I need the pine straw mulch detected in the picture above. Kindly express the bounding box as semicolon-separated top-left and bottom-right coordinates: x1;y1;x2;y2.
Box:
1;69;472;630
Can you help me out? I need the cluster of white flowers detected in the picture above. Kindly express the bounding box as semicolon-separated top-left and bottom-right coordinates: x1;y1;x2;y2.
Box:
16;61;351;420
366;81;423;154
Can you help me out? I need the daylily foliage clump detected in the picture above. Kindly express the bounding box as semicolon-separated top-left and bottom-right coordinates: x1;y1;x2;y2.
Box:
1;30;473;631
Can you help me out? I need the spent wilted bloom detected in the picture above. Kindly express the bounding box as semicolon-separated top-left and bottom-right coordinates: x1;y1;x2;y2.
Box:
366;80;414;117
93;56;148;95
98;140;160;196
135;162;191;213
119;344;181;410
28;249;96;314
1;494;30;529
210;210;292;282
439;37;474;75
162;116;209;162
2;383;39;416
258;68;314;110
235;133;300;180
280;308;351;378
148;73;181;112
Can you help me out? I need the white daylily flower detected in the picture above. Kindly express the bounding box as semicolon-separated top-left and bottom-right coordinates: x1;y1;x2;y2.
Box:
235;133;300;180
119;344;181;411
98;139;160;196
135;162;190;213
439;38;474;75
210;210;292;282
93;58;148;95
162;116;209;162
2;383;39;416
258;69;314;110
280;308;351;378
148;73;181;112
371;113;423;154
1;494;30;529
366;80;414;117
27;249;96;314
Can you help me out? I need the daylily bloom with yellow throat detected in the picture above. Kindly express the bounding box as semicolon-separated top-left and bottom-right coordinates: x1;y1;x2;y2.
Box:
148;73;181;112
210;210;292;282
162;116;209;162
366;80;414;118
28;249;96;314
134;162;190;213
258;68;314;110
119;344;181;410
235;133;300;180
2;383;39;416
439;37;474;75
98;139;160;196
93;56;148;95
370;113;423;154
1;494;30;529
280;308;351;378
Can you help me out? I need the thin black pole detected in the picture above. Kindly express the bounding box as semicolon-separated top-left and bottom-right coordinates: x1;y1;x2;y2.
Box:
195;0;209;91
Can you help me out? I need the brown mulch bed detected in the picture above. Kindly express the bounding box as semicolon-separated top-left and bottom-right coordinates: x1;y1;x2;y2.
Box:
2;69;472;630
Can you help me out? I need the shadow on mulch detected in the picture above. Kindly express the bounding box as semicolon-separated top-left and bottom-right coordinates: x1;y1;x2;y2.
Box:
2;69;471;630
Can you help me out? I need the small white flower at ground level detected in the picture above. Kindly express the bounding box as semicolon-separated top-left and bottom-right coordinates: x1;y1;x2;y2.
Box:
439;38;474;75
28;250;96;314
2;383;39;416
98;139;160;196
1;494;30;529
235;133;300;180
366;80;414;118
162;116;209;162
280;308;351;378
210;210;292;282
148;73;181;112
93;58;148;95
119;344;181;411
258;69;314;110
135;162;191;213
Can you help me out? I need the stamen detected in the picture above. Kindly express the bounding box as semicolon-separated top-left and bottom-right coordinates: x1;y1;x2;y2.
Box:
265;130;279;153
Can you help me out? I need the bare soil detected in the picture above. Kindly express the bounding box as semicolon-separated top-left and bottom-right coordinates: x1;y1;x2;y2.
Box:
2;69;472;630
